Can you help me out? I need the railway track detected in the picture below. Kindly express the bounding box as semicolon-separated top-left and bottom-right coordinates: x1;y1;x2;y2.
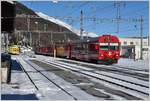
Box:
36;55;148;73
53;61;149;88
113;64;148;72
61;59;148;73
38;58;149;100
57;59;149;81
16;57;78;100
16;59;39;91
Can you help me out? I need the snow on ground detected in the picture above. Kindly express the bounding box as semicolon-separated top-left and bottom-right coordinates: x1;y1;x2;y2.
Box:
1;56;38;100
36;54;149;71
90;76;149;100
16;56;75;100
40;59;148;95
7;54;148;100
26;58;100;100
50;60;149;87
115;58;149;70
2;55;100;100
36;55;149;100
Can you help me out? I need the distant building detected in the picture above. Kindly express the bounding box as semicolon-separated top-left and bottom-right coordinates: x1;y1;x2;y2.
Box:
119;37;149;60
1;1;15;52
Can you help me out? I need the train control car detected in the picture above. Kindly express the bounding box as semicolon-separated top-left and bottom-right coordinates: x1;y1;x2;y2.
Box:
35;35;120;64
71;35;120;64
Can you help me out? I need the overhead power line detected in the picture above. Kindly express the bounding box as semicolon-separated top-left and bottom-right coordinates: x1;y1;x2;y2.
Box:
88;4;114;14
106;26;148;34
122;7;148;17
64;1;90;16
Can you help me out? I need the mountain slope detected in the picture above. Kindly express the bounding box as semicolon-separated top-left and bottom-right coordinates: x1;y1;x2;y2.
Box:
36;12;98;37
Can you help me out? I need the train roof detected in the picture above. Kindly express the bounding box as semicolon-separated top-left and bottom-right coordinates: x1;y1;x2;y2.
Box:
74;37;99;44
73;35;119;44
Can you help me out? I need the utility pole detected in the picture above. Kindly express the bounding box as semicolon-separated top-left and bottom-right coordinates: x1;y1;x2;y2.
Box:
51;32;53;44
148;34;150;46
39;30;40;47
116;2;120;34
27;15;31;46
91;6;96;30
80;10;83;40
140;16;143;60
114;1;126;34
35;21;39;46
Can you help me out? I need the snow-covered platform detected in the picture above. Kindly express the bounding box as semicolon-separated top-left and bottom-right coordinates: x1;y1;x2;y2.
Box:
114;58;149;70
1;57;38;100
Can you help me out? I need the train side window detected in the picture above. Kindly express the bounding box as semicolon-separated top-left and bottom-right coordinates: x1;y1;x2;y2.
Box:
144;42;147;46
89;44;98;52
109;46;119;50
83;44;86;49
74;44;83;51
123;41;127;45
130;42;134;45
89;44;93;51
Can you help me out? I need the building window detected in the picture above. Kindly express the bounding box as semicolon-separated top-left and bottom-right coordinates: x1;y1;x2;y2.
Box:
144;42;147;46
142;48;148;51
123;41;127;45
130;42;134;45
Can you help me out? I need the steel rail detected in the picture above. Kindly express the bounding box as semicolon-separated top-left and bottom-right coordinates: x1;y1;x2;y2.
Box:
22;58;78;100
41;59;149;96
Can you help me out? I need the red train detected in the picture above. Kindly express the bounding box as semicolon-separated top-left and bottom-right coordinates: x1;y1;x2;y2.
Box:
35;35;121;64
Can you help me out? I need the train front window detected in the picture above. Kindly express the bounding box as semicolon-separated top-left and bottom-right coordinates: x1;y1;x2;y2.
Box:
100;46;119;50
109;46;119;50
100;46;109;50
100;42;119;50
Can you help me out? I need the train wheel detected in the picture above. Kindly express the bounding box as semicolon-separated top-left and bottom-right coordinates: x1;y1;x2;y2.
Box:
71;57;76;60
97;60;104;64
90;59;97;64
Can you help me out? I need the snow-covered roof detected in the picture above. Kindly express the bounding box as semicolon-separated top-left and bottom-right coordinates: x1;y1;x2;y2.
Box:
5;1;14;4
36;12;98;37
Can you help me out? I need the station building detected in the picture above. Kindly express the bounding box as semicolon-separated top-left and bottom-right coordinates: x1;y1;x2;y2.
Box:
119;37;149;60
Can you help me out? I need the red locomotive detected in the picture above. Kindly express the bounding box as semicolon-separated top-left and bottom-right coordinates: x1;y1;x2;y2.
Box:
35;35;120;64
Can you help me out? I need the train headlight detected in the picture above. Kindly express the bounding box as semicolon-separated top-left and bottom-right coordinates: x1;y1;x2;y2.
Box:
108;52;112;56
101;54;104;56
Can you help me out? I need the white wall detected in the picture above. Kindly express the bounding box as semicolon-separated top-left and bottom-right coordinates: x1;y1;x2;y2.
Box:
119;38;149;60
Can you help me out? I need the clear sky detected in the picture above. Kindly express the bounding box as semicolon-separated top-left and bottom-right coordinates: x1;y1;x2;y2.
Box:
19;1;149;38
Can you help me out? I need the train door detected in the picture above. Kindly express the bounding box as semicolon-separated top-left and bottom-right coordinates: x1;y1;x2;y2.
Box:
82;43;88;61
88;43;99;61
66;44;71;58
